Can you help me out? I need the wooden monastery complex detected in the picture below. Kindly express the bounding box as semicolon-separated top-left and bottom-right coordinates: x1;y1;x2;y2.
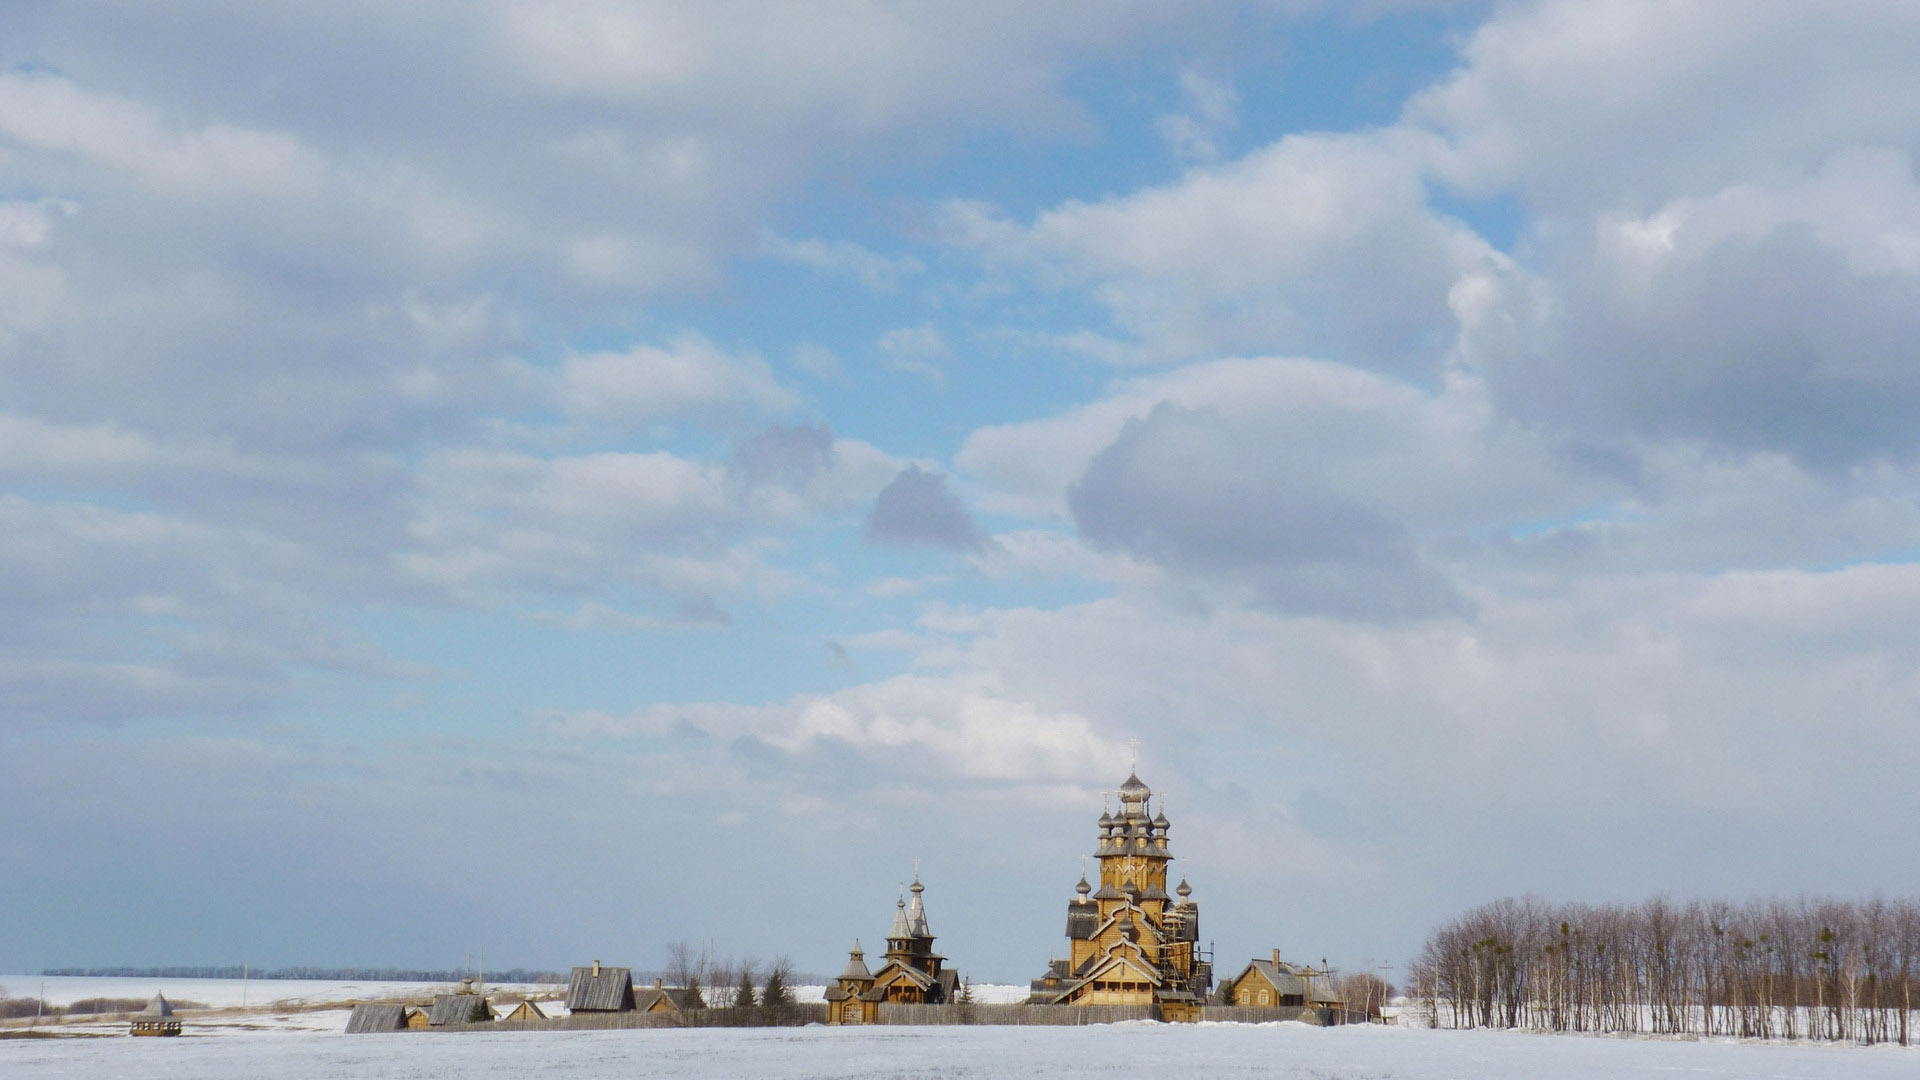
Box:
342;763;1353;1035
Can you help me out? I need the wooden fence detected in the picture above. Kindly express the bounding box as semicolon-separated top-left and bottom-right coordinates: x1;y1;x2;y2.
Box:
412;1000;1347;1033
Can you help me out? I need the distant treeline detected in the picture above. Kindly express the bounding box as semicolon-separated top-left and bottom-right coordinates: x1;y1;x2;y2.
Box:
41;966;569;983
1410;896;1920;1045
0;996;207;1019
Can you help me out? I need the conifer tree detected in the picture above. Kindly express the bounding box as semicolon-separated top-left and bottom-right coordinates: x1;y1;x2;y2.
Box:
763;960;794;1009
734;969;757;1009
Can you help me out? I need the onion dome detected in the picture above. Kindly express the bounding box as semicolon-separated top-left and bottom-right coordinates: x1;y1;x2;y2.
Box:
1075;875;1092;897
1176;877;1192;899
1098;809;1114;827
907;875;931;937
1153;811;1169;829
889;891;913;938
1118;771;1151;800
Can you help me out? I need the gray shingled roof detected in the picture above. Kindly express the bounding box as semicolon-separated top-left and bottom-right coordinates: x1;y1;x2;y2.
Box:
427;994;493;1025
136;993;174;1018
344;1002;408;1033
1232;958;1344;1002
838;942;874;982
632;987;691;1012
888;896;913;939
567;965;636;1012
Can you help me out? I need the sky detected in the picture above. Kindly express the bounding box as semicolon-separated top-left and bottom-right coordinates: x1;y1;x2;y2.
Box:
4;0;1920;986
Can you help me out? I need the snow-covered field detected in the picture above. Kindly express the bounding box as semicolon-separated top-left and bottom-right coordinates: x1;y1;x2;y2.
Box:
3;1020;1917;1079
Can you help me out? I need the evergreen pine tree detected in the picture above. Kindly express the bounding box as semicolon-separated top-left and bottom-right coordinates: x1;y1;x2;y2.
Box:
763;965;793;1010
682;973;706;1010
957;977;975;1005
734;969;757;1009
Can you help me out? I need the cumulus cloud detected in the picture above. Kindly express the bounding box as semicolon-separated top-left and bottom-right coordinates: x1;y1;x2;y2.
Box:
1461;148;1920;467
941;127;1490;372
864;466;986;551
0;71;327;196
557;333;795;421
1069;403;1467;620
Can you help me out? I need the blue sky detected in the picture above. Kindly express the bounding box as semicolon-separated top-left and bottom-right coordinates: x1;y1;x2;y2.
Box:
5;1;1920;985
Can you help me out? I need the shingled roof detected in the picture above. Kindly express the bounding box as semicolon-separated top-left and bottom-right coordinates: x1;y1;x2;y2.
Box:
135;993;175;1018
567;964;636;1012
344;1002;409;1033
428;994;493;1025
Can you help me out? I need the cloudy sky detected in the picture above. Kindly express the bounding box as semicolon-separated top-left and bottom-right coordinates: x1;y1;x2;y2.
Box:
5;0;1920;984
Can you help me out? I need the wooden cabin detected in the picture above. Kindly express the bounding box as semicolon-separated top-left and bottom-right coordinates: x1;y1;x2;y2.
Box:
345;1003;409;1033
405;1006;430;1029
1222;951;1343;1012
566;961;635;1012
632;979;694;1014
500;998;547;1022
427;993;493;1026
129;993;181;1037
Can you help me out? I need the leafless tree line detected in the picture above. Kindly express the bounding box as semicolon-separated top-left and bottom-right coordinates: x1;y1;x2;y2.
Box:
663;942;798;1022
1409;896;1920;1044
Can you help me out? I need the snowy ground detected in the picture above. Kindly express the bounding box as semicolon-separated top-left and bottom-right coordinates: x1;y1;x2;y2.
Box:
4;1020;1917;1079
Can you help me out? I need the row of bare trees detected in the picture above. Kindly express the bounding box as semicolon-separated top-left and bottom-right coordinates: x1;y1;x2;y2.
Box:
1409;896;1920;1044
662;942;799;1021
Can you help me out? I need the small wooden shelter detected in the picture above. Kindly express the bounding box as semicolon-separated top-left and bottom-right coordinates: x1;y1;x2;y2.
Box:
405;1006;431;1029
129;993;182;1037
500;998;547;1022
345;1002;409;1034
566;961;635;1013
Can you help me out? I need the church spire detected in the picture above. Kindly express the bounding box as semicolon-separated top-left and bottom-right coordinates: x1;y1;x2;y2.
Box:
907;872;931;937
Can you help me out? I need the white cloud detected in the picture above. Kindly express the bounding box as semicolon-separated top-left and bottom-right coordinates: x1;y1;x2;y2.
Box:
762;233;924;291
877;323;951;383
941;127;1490;372
0;71;327;197
557;333;795;420
1411;1;1920;210
1154;70;1239;163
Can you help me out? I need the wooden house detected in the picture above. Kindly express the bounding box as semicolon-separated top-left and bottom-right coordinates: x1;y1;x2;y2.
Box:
1027;770;1212;1020
500;998;547;1022
632;979;694;1014
405;1006;430;1029
129;993;182;1037
427;993;493;1026
1221;951;1344;1012
566;961;635;1012
345;1003;410;1034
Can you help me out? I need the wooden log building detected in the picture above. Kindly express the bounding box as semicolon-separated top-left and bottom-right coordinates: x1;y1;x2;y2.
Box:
1027;770;1213;1020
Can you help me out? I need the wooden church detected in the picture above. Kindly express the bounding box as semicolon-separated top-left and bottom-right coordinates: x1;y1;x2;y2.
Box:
825;875;961;1023
1027;769;1213;1020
